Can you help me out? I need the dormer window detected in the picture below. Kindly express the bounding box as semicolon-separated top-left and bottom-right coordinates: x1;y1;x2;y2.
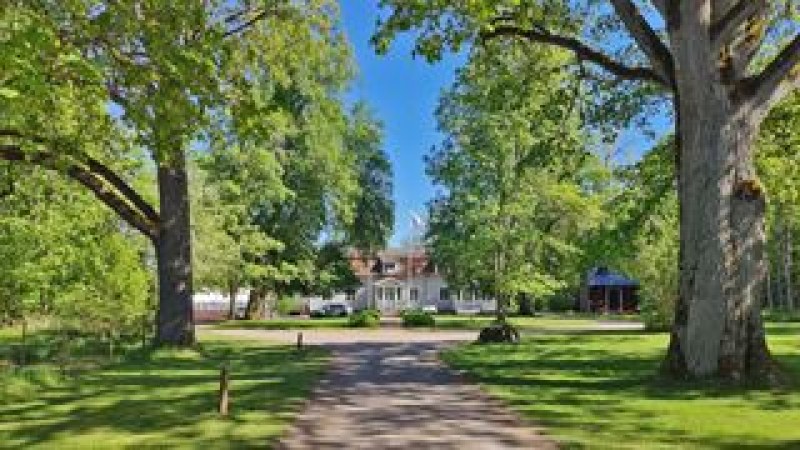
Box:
383;262;397;273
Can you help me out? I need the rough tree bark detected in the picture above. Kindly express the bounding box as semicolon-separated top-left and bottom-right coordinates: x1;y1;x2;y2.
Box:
661;2;776;382
155;152;195;346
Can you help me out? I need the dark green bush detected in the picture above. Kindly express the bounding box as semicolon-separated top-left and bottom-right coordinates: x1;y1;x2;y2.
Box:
546;294;576;312
477;320;520;344
348;310;380;328
401;309;435;327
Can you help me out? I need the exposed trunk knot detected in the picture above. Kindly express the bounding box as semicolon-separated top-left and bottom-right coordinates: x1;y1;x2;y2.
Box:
734;179;764;201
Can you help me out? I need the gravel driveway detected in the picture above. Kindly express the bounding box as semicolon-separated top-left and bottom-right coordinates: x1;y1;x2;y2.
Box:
202;328;557;449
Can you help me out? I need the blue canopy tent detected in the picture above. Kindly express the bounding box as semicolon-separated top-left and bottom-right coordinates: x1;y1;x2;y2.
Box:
581;267;640;314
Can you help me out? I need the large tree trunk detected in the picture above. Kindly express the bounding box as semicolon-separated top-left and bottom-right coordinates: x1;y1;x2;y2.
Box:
155;153;195;346
245;287;267;320
663;14;776;381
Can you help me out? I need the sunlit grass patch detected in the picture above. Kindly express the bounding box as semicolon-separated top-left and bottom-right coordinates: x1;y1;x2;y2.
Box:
443;323;800;449
0;336;328;449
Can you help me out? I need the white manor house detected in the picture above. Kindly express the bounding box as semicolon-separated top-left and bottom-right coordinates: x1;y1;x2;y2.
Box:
308;247;497;315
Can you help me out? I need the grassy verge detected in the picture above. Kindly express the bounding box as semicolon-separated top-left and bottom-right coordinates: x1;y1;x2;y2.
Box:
442;323;800;449
212;314;643;332
434;314;640;331
0;332;328;449
214;317;350;330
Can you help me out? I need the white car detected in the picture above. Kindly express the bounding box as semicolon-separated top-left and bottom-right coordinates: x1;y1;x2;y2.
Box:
421;304;438;314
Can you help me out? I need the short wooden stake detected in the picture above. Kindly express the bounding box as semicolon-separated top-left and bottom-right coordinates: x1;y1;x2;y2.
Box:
297;332;303;350
218;364;230;416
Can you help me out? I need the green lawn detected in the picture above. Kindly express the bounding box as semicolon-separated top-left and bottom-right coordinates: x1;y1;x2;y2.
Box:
213;314;640;332
442;323;800;449
0;334;328;449
434;314;640;331
215;317;350;330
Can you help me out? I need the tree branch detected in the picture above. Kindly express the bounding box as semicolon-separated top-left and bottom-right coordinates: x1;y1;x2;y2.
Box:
481;25;668;87
222;5;293;38
651;0;668;18
711;0;767;52
0;142;159;241
610;0;675;87
0;129;158;224
744;33;800;112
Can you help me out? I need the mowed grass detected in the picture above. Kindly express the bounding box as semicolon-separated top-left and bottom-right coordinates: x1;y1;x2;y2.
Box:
0;334;328;449
434;314;640;331
215;317;350;330
442;323;800;449
214;314;641;331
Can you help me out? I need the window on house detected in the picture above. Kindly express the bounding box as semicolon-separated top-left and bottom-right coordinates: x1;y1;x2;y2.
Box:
440;288;450;301
383;262;397;273
345;290;356;302
410;288;419;302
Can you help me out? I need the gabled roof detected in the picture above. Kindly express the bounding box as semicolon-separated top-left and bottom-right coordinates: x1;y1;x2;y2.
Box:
588;267;638;287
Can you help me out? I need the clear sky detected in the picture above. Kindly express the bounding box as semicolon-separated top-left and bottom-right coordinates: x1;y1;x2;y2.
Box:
339;1;464;246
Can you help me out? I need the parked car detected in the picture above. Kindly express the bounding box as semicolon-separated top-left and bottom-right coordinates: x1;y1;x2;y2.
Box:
311;303;351;317
421;304;438;314
456;304;482;315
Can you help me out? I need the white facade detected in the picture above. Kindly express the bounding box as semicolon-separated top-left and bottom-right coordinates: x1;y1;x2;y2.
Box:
311;272;496;315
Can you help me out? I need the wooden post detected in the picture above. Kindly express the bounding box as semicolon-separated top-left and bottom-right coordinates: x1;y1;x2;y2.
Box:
218;364;230;416
296;332;303;350
604;287;610;315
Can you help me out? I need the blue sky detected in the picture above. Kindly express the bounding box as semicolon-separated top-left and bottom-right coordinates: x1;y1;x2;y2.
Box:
339;1;464;245
338;1;669;246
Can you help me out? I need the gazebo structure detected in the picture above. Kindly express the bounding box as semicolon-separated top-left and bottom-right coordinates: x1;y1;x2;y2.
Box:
579;267;639;314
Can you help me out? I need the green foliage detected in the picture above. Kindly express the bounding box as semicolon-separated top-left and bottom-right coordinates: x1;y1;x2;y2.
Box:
601;139;679;331
758;92;800;311
426;40;606;312
2;1;382;336
345;103;395;253
0;166;152;337
545;293;576;313
310;243;360;297
275;296;300;316
401;309;435;327
348;309;381;328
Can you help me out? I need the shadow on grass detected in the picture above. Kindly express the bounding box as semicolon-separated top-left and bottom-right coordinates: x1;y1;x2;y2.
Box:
0;341;328;449
443;331;800;449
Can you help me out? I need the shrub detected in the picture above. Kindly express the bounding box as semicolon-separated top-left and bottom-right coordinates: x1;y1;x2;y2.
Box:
348;310;380;328
546;293;576;312
401;309;435;327
477;320;520;344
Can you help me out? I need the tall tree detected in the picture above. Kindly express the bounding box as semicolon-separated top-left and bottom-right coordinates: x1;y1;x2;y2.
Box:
374;1;800;381
1;1;352;345
345;103;395;254
426;41;605;320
